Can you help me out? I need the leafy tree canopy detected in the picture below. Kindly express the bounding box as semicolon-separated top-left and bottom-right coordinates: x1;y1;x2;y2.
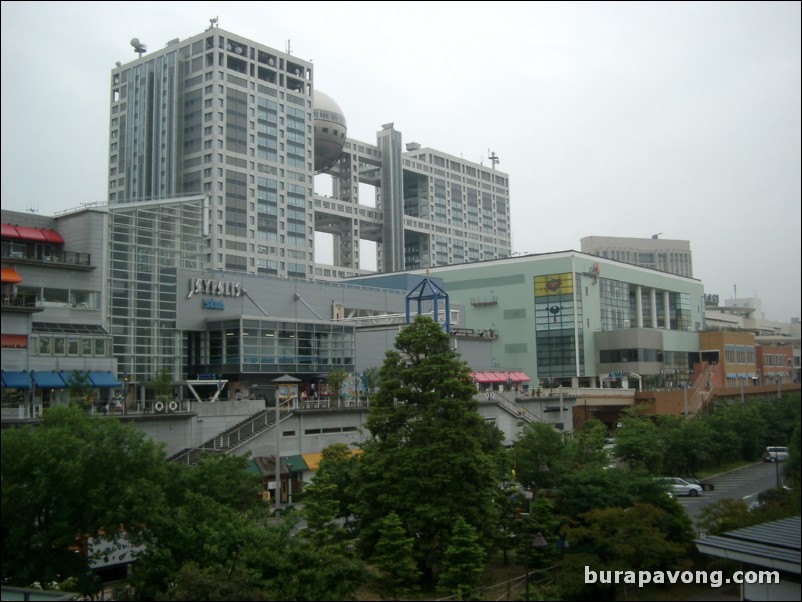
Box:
1;406;168;587
355;315;505;585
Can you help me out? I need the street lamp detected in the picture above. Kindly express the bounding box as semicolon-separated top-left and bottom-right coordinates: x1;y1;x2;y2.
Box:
523;530;548;601
286;462;293;505
682;383;688;417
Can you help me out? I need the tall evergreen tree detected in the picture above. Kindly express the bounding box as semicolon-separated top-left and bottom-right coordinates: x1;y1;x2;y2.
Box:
354;315;505;585
371;512;421;600
438;515;486;600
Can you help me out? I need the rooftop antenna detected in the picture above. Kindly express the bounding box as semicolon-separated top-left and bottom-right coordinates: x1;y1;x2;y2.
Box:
286;39;292;54
208;16;218;30
488;150;499;169
130;38;147;58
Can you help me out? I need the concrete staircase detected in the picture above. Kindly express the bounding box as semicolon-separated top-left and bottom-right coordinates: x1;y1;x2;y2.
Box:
169;399;295;465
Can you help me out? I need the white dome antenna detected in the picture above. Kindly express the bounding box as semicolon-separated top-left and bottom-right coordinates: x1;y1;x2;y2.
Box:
130;38;147;57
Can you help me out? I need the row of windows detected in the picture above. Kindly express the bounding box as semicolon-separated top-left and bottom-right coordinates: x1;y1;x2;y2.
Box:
31;336;111;358
16;287;100;310
724;344;756;364
763;354;790;367
281;425;359;438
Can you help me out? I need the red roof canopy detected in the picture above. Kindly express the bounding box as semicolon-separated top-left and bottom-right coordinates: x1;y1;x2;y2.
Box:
507;371;531;383
10;226;47;242
472;371;532;384
472;372;493;383
42;229;64;244
1;224;64;244
1;224;20;239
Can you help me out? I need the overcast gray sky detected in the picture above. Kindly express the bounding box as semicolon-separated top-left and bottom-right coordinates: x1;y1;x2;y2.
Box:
2;1;800;321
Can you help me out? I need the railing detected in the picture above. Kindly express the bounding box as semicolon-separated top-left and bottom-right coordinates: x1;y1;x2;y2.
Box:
1;293;39;309
170;398;297;465
485;390;549;424
1;241;91;267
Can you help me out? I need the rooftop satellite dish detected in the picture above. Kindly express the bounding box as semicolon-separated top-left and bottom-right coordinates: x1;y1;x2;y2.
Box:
115;61;122;67
130;38;147;57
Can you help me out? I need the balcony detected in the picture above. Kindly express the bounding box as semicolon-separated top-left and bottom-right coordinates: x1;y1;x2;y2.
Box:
1;241;93;270
1;293;43;313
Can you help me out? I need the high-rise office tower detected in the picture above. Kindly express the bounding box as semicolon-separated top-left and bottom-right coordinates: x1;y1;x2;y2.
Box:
109;25;511;279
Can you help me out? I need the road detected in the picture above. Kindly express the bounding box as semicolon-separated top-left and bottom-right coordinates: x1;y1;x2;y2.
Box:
675;461;785;521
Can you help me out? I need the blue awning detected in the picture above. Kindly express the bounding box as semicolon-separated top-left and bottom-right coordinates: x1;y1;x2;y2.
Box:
1;371;31;389
31;371;67;388
88;371;121;388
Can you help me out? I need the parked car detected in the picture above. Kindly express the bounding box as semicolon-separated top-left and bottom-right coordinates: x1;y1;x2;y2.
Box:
763;447;789;462
682;477;715;491
658;477;703;497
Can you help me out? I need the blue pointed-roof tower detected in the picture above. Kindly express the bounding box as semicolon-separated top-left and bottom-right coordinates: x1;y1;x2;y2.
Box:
405;272;450;332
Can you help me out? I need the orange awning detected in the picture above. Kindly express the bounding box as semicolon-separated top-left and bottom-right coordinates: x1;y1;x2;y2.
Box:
1;267;22;284
1;334;28;349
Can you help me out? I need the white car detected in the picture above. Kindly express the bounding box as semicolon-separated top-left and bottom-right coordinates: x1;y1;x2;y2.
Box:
659;477;703;497
763;447;789;462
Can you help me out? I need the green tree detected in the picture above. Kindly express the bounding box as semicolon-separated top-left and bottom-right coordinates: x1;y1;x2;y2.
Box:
784;420;801;486
705;401;767;463
152;367;173;401
562;503;688;600
354;315;505;586
562;419;609;470
438;515;486;600
167;452;262;511
164;563;270;601
557;466;693;546
65;369;93;408
513;421;564;488
0;406;168;590
613;407;664;472
326;369;348;401
302;443;359;532
658;415;715;476
361;366;380;401
371;512;421;600
696;498;756;535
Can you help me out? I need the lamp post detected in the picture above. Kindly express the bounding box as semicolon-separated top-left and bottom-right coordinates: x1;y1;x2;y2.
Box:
287;462;293;505
274;387;281;514
523;529;548;601
682;383;688;417
775;451;781;489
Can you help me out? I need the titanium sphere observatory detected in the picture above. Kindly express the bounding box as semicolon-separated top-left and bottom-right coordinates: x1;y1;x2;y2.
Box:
313;91;347;172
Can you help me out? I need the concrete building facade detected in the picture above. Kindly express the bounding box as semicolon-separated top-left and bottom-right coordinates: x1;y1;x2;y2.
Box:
355;251;707;390
108;26;511;282
581;235;693;277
